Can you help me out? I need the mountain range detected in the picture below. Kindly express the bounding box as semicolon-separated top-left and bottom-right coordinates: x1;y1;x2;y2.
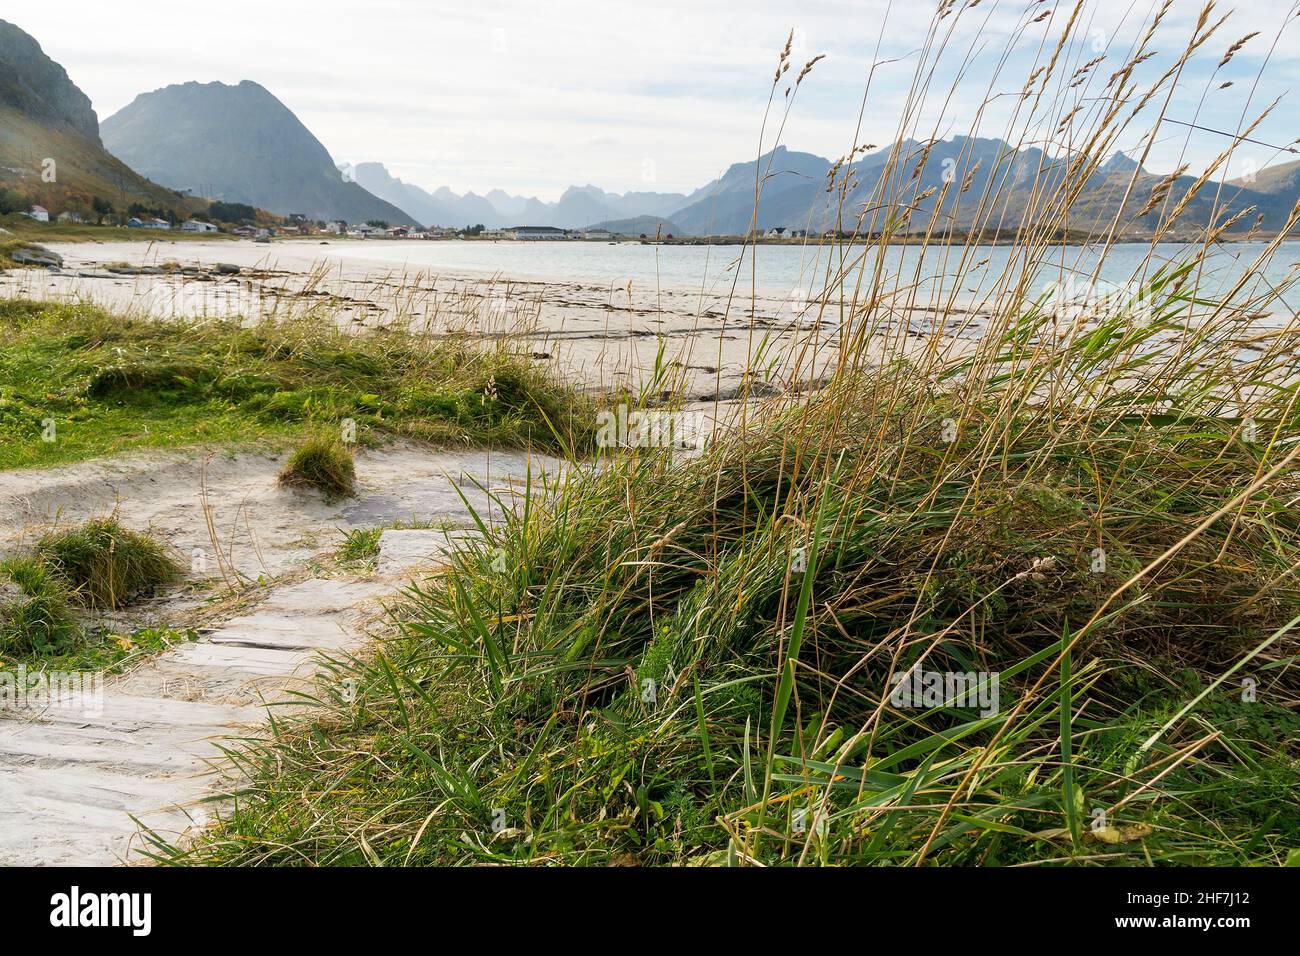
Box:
349;161;689;231
351;139;1300;237
4;16;1298;237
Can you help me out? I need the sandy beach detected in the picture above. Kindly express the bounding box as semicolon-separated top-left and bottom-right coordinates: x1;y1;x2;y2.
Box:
0;237;983;402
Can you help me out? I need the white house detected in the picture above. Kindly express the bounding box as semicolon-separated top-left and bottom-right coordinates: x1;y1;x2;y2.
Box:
25;205;49;222
181;220;219;233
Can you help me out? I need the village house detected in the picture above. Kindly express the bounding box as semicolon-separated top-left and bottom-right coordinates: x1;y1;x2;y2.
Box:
24;205;49;222
56;211;85;224
180;220;219;233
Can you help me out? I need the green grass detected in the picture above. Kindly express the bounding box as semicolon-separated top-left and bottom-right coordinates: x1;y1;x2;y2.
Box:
33;517;182;610
336;519;450;567
0;557;81;657
1;546;198;670
278;437;357;503
0;298;596;471
1;622;201;674
161;344;1300;866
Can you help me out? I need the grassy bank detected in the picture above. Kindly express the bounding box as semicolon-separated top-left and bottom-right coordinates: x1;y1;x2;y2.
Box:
165;296;1300;865
0;218;228;243
0;298;595;470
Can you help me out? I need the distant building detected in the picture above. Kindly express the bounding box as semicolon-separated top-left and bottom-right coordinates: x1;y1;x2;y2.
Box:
348;223;383;238
505;225;569;240
323;221;346;235
181;220;219;233
56;211;85;224
765;226;787;238
583;228;614;239
25;205;49;222
233;225;258;237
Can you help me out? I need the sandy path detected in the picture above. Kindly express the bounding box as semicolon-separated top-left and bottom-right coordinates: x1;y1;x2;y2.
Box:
0;444;551;865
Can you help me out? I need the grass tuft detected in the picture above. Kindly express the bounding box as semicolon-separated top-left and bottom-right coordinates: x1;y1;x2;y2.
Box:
33;517;182;611
278;437;357;502
0;557;81;657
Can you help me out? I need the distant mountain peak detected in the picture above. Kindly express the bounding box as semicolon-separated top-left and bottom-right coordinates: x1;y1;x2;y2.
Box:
101;82;414;224
1103;150;1141;174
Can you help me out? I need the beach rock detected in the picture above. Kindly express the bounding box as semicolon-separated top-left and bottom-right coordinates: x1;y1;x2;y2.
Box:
9;244;63;268
214;263;241;275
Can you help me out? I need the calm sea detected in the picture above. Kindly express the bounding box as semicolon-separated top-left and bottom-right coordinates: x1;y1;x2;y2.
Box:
326;238;1300;312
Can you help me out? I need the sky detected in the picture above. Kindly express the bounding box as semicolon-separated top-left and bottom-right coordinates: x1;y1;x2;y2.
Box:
10;0;1300;201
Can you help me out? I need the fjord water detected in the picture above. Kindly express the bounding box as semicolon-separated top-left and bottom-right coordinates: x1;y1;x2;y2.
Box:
328;238;1300;313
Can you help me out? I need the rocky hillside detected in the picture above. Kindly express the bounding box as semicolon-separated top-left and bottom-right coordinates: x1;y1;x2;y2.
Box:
0;19;203;220
0;18;97;139
102;81;413;225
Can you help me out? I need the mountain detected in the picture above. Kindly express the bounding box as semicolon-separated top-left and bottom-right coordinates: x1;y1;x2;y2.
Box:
663;138;1297;237
666;145;833;235
1229;157;1300;197
0;19;204;219
101;81;414;225
349;162;457;226
586;215;682;236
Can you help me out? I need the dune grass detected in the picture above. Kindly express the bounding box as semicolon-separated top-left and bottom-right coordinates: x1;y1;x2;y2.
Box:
32;517;182;611
0;298;596;471
161;338;1300;866
0;535;197;670
278;436;357;502
0;557;81;658
117;4;1300;867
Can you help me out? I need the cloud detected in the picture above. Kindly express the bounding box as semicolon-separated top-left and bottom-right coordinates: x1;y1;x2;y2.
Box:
10;0;1299;199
